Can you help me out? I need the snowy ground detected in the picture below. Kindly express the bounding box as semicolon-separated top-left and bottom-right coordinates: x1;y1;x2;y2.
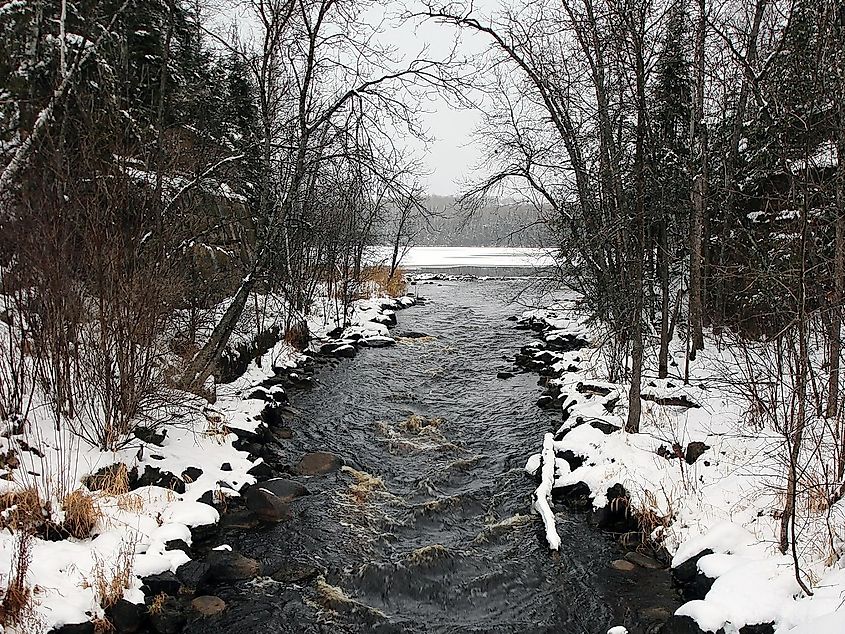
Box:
0;293;410;633
521;298;845;633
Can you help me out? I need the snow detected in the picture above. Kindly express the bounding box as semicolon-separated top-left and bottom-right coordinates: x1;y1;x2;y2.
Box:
365;246;556;269
0;282;412;632
532;433;561;550
520;298;845;633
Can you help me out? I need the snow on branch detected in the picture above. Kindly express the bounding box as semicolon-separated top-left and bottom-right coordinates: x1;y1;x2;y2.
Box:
533;432;561;551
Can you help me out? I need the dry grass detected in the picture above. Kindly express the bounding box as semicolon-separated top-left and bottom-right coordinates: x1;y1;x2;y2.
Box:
202;409;230;444
360;266;406;298
92;616;115;633
0;487;45;531
87;464;130;497
88;540;135;610
115;492;145;514
148;592;168;615
635;489;673;540
62;489;101;538
473;514;532;544
803;472;833;514
0;531;36;629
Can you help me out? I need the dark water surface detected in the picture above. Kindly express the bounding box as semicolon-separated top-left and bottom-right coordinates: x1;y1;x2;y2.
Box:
186;279;680;634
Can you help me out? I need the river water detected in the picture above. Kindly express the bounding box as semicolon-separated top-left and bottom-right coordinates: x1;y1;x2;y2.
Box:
186;279;680;634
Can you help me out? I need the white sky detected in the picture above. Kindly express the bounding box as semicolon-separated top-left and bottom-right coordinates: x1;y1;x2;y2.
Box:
210;0;495;196
376;6;494;196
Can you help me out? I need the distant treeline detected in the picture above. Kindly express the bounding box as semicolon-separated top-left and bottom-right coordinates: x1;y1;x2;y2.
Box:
412;196;552;247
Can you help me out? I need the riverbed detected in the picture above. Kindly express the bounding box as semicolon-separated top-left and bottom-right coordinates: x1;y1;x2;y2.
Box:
185;279;680;634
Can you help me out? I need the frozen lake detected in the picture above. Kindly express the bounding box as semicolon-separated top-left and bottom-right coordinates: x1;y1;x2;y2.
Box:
367;246;557;271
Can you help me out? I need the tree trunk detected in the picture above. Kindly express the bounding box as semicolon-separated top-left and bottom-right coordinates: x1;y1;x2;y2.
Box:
626;5;648;434
659;218;670;379
828;35;845;418
687;0;707;362
179;275;256;391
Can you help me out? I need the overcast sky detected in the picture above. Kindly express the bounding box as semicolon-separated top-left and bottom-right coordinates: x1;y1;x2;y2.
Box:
382;8;493;196
214;0;495;196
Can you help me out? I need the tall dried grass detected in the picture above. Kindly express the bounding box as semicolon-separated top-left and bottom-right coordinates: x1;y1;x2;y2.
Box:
360;266;406;298
62;489;101;539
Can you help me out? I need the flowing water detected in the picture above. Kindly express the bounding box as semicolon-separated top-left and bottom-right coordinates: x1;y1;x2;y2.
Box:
186;279;680;634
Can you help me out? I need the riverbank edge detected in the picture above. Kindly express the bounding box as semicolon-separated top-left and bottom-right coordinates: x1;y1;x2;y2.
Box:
33;294;418;634
511;306;843;634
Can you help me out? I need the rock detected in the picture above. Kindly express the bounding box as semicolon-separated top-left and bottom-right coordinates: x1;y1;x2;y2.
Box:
641;393;701;408
221;462;232;472
132;465;186;494
249;385;289;405
672;549;715;601
294;451;342;475
334;344;357;358
165;539;191;555
176;559;211;592
497;371;515;379
611;559;636;572
269;561;321;584
245;493;289;523
625;551;663;569
197;489;224;511
661;615;724;634
218;510;261;530
49;623;96;634
557;450;585;471
399;330;430;339
259;477;310;500
134;426;166;446
361;336;396;347
205;550;261;582
576;381;613;396
148;596;186;634
260;401;295;427
273;427;294;440
247;460;274;480
244;478;309;521
142;571;182;597
639;607;671;625
685;441;710;465
739;625;775;634
107;598;146;633
589;420;621;435
190;595;227;617
537;395;555;409
181;466;203;483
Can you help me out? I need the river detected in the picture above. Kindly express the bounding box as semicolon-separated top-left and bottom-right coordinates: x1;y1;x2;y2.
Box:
184;278;680;634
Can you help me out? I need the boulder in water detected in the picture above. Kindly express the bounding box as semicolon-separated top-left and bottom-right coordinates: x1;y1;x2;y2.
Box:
190;595;227;617
294;451;343;475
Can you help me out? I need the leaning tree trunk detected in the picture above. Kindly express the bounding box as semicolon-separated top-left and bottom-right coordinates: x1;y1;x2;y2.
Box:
179;275;256;391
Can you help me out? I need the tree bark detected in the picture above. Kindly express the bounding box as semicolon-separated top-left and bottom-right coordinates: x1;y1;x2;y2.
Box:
827;23;845;418
688;0;707;362
658;218;670;379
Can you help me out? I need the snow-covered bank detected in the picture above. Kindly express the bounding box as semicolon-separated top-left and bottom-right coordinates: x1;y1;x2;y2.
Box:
517;301;845;634
0;294;414;633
